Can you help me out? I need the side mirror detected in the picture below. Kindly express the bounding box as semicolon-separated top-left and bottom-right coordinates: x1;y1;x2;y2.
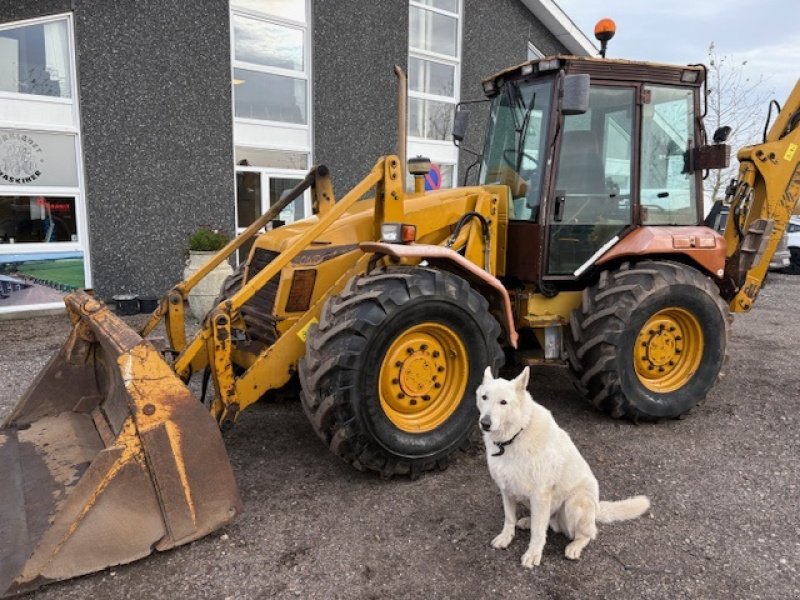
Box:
713;125;732;144
453;109;470;144
562;74;590;116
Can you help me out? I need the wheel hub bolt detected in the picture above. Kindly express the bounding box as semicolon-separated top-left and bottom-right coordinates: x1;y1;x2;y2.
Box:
658;367;665;372
395;361;403;367
410;399;417;405
668;361;675;366
434;383;441;389
432;351;440;358
420;344;428;351
422;395;431;401
406;347;414;354
398;393;405;399
437;366;445;372
392;378;399;384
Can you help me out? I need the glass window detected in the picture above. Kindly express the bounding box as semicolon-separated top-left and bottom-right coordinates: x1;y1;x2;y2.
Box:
0;129;79;188
640;85;697;225
548;86;635;275
413;0;459;13
408;57;455;97
235;147;308;169
233;68;306;123
236;171;261;229
270;177;305;222
0;20;71;98
231;0;305;22
480;79;553;221
0;196;78;243
409;6;458;57
233;15;303;71
409;97;454;141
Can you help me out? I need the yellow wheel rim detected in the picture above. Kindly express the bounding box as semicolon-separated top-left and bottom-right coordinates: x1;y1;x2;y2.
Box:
378;322;468;433
634;307;704;393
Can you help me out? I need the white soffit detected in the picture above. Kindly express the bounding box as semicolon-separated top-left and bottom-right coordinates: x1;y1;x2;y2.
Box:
521;0;598;57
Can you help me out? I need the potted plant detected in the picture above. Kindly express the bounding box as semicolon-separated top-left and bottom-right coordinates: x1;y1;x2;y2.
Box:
184;227;233;320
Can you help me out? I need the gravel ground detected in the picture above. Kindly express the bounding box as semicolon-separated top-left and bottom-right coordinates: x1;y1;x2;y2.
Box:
1;273;799;600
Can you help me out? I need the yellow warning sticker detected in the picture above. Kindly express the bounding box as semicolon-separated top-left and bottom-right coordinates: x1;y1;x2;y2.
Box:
297;317;318;343
785;143;797;162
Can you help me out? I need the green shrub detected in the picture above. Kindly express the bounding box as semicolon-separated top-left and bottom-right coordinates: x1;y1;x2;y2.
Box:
187;227;229;252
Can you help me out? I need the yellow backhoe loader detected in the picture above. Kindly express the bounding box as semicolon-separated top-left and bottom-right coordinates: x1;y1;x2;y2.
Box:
2;54;798;596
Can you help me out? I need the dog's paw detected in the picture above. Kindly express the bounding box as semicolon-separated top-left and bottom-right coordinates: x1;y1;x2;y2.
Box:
564;542;583;560
516;517;530;530
491;530;514;549
520;548;542;568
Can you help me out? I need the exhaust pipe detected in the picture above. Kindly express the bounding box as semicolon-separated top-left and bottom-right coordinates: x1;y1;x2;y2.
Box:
394;65;407;182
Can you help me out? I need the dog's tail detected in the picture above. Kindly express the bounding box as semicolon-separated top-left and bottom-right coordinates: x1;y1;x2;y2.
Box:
597;495;650;523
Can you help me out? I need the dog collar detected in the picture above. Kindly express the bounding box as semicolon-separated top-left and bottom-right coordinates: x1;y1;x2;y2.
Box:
491;428;524;456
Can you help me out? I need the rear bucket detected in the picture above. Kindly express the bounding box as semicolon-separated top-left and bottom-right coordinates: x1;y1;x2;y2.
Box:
0;291;241;597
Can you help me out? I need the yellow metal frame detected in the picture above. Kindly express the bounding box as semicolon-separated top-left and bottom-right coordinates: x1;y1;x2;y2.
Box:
724;79;800;312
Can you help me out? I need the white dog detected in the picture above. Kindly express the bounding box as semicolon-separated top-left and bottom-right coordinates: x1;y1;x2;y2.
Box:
477;366;650;568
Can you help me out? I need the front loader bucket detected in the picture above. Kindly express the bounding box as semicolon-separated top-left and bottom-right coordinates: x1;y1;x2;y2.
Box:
0;291;241;597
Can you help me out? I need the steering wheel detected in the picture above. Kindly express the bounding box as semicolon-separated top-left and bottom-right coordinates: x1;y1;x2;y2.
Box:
502;147;538;170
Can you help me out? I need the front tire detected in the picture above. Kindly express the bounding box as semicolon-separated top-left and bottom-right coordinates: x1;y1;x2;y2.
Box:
299;266;504;477
568;261;730;421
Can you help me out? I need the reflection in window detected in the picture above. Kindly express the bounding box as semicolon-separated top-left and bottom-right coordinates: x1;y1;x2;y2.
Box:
235;146;308;169
233;68;307;123
0;196;78;243
233;15;303;71
270;177;305;222
236;172;261;229
409;6;458;57
414;0;459;13
409;97;454;141
408;57;454;97
231;0;305;22
641;85;697;225
0;20;71;98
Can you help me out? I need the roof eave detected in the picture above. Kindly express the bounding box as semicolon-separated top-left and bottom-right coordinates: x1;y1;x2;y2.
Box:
520;0;597;57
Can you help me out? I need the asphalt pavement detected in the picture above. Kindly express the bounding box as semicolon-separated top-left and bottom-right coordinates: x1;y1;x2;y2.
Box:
0;273;798;599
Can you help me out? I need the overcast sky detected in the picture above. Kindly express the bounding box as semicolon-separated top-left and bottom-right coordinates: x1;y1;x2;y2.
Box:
557;0;798;103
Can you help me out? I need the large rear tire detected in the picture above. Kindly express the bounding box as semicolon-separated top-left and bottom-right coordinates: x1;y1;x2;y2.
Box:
568;261;729;421
299;266;504;477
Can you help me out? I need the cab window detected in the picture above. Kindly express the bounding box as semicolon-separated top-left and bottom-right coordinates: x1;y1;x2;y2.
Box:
547;86;635;275
640;85;697;224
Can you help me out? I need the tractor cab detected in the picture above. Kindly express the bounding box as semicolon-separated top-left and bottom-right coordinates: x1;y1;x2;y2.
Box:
472;56;718;284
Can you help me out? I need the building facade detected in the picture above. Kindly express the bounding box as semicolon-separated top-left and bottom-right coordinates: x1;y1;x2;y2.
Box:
0;0;593;314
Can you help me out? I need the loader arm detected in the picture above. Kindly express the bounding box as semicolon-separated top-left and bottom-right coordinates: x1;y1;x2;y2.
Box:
723;79;800;312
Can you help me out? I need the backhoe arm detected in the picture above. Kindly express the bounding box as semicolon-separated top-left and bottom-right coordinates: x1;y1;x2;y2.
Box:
722;79;800;312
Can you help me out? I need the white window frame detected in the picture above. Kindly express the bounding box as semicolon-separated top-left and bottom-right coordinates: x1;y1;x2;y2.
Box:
407;0;463;188
230;0;314;240
0;13;91;314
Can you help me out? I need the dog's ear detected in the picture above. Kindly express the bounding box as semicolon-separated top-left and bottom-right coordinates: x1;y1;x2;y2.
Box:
483;366;494;385
514;366;530;393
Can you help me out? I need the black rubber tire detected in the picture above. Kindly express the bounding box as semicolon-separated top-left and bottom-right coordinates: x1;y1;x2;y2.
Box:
567;261;730;421
298;266;504;478
788;248;800;275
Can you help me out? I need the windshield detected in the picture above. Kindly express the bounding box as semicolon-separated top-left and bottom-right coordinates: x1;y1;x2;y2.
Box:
479;78;553;221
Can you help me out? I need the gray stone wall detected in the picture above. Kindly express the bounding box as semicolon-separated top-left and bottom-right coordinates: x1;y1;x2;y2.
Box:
1;1;235;298
311;0;408;194
74;0;235;297
458;0;568;184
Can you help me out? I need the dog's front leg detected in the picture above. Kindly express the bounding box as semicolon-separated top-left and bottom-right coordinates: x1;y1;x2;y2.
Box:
521;489;551;568
491;490;517;549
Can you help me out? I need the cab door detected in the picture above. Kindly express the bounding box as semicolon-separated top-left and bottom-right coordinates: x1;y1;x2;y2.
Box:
545;85;637;276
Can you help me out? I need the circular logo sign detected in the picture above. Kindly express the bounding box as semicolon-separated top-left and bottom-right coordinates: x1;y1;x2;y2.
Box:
0;132;44;184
